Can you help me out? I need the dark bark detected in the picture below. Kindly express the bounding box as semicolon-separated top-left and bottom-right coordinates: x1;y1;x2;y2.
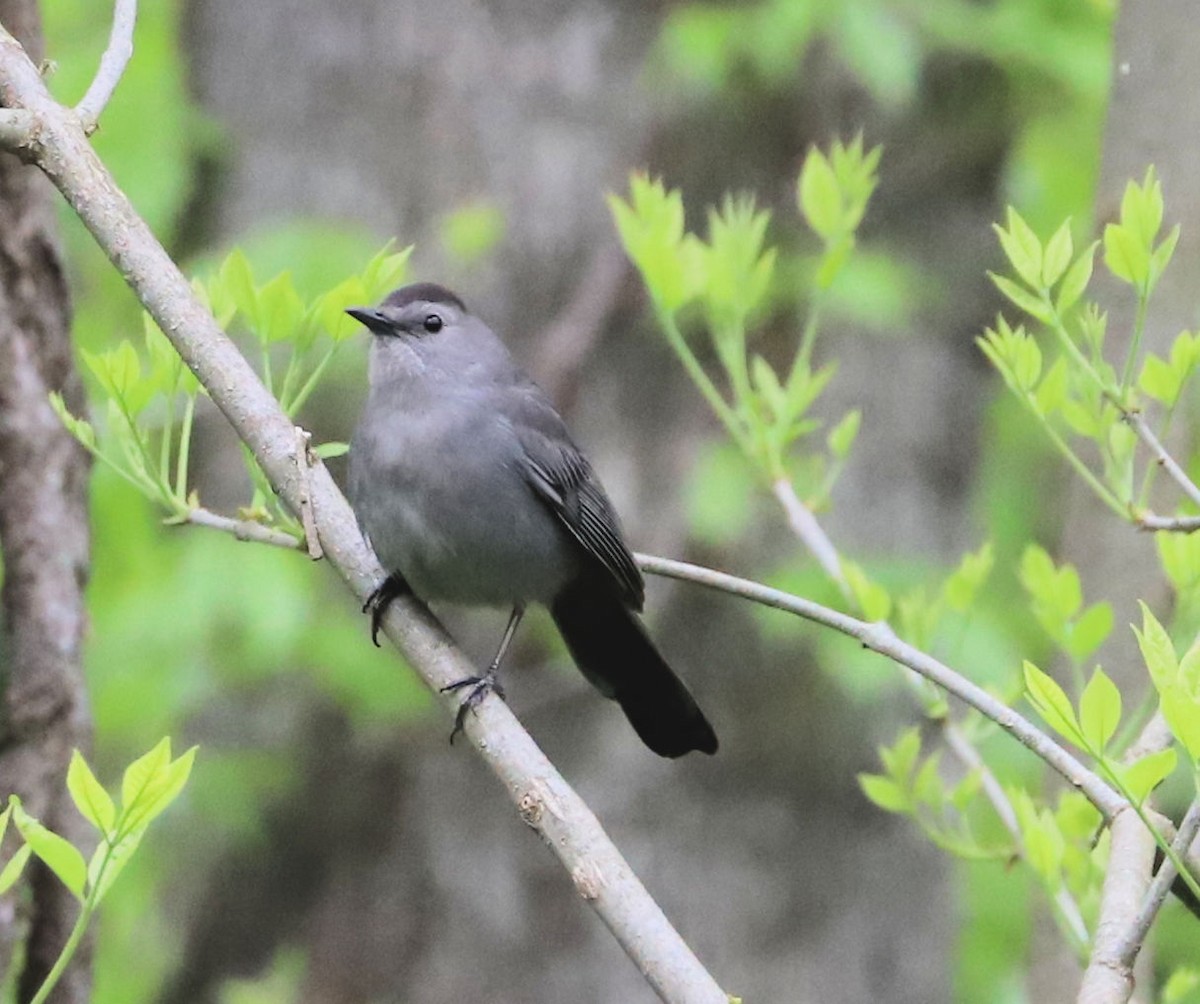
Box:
0;2;92;1000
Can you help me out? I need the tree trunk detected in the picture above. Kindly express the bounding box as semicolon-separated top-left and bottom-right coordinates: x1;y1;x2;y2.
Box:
0;2;93;1000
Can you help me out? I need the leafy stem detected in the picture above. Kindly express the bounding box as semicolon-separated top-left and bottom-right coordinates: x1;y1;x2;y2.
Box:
1120;290;1149;397
28;899;94;1004
657;307;753;457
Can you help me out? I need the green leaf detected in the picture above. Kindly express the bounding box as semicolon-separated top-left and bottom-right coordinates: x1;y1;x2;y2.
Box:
121;737;173;812
1054;242;1097;315
1160;685;1200;764
216;247;258;321
858;773;909;813
121;741;197;834
361;244;413;302
0;844;31;895
948;768;982;812
1033;357;1069;415
826;409;861;459
10;797;87;899
313;278;368;342
1149;224;1181;293
1078;667;1121;752
751;354;787;420
312;441;349;460
880;727;921;781
1020;545;1083;644
1180;640;1200;706
704;195;775;329
1139;353;1179;405
1041;220;1073;287
1116;747;1177;804
797;147;842;241
255;273;305;345
1121;168;1163;247
67;749;116;836
912;753;943;807
994;209;1043;289
1134;601;1179;689
1103;223;1149;287
608;175;699;313
942;542;994;612
1023;661;1083;745
1011;329;1043;389
989;274;1054;326
49;392;97;451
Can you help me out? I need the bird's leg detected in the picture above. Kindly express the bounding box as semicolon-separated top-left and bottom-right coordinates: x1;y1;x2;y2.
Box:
362;572;411;647
442;603;525;743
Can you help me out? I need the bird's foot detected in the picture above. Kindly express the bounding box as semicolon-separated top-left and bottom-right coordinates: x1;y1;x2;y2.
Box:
441;667;506;744
362;572;410;647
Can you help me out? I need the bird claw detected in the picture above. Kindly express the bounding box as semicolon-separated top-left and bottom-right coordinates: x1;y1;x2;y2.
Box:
363;573;409;647
441;669;505;744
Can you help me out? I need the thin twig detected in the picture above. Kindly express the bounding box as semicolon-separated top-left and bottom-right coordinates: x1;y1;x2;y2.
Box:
73;0;137;133
176;507;302;549
770;478;848;596
942;722;1020;836
1134;512;1200;533
635;553;1126;820
0;27;726;1003
943;722;1089;947
1115;800;1200;969
1123;408;1200;510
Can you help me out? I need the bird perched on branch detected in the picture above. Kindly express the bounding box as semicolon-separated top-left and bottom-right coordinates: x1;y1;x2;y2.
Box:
346;283;717;758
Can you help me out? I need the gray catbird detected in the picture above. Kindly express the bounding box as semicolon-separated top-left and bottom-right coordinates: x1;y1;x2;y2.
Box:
346;282;717;758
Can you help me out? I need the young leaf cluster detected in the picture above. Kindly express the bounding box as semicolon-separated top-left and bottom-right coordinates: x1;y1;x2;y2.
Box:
858;727;1003;861
1019;545;1113;669
1021;607;1200;906
982;168;1200;526
0;740;196;1004
609;138;877;504
52;243;410;536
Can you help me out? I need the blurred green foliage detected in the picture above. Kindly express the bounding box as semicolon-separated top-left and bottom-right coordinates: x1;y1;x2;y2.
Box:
656;0;1113;228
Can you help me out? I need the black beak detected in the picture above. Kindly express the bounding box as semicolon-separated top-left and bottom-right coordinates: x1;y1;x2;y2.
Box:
345;307;391;334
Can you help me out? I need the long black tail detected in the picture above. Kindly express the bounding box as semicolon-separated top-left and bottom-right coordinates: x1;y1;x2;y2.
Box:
550;578;718;758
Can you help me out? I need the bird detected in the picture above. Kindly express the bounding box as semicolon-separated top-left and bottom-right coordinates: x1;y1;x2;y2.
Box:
345;282;717;758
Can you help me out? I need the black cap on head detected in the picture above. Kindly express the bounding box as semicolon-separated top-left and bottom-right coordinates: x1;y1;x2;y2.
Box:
382;282;466;314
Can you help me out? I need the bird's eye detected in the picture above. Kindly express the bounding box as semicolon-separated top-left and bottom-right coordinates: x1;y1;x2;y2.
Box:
422;314;443;334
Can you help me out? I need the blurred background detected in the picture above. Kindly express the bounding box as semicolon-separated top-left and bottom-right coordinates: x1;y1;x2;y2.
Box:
23;0;1200;1000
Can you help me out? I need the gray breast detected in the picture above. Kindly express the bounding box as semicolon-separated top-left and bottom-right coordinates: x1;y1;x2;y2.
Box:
350;395;579;607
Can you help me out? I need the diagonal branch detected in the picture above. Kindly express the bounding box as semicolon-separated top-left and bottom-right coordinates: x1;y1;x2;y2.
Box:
73;0;137;133
0;23;726;1004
